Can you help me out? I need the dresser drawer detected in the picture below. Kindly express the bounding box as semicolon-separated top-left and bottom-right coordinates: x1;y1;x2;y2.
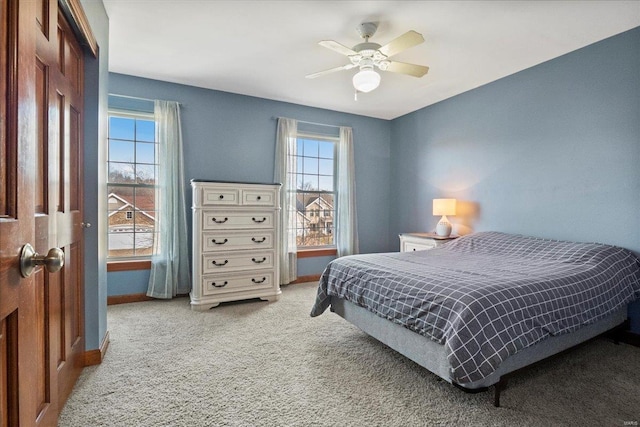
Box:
203;271;274;295
202;230;274;252
202;211;274;230
242;188;278;206
403;241;436;252
201;187;239;206
202;250;275;274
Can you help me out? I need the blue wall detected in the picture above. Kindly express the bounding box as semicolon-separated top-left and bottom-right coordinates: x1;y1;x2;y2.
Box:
389;27;640;332
108;269;150;296
107;73;392;295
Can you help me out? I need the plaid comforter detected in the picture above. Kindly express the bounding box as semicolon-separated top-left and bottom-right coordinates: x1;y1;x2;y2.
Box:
310;232;640;384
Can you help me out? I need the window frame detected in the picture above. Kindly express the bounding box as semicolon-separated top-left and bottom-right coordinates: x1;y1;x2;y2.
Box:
292;131;338;251
106;108;158;262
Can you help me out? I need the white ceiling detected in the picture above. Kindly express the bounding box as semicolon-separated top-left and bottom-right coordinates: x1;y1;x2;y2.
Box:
103;1;640;120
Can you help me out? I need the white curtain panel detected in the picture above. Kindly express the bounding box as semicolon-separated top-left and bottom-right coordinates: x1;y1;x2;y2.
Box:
147;100;191;298
336;126;359;257
274;118;298;284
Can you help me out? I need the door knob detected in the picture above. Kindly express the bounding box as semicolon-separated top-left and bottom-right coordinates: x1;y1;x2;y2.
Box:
19;243;65;278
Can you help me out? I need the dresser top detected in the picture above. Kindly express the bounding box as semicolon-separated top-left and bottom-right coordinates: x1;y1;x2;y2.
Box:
191;179;281;186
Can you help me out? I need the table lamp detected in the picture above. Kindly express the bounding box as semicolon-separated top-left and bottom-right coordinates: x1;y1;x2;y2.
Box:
433;198;456;237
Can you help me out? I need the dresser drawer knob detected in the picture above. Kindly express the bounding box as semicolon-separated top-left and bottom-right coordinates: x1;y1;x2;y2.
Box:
257;196;262;201
251;237;266;243
252;217;266;223
212;238;228;245
251;277;266;284
212;217;228;224
212;260;228;266
219;195;224;199
212;281;228;288
252;257;267;264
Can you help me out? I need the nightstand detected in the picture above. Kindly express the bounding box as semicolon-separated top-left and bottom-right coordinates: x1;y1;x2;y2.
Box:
399;232;459;252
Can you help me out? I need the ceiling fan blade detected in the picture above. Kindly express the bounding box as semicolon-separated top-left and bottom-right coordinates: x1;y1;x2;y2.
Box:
378;30;424;58
306;63;356;79
385;61;429;78
319;40;357;56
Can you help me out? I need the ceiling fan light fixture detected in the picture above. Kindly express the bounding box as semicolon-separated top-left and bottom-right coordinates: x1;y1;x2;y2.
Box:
352;67;380;93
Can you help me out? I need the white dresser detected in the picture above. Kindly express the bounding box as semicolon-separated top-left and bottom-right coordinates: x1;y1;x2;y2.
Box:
190;180;281;310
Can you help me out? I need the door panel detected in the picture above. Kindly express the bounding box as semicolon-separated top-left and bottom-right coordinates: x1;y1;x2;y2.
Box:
33;4;56;424
35;58;48;215
0;312;18;426
0;0;86;425
0;0;40;424
54;12;85;408
57;92;65;212
68;105;80;212
35;0;49;37
34;267;51;421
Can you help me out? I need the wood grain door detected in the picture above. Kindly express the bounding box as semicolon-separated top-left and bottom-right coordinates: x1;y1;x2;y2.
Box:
0;0;85;425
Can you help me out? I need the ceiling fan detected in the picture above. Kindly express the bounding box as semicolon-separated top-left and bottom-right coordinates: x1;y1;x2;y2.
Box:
306;22;429;98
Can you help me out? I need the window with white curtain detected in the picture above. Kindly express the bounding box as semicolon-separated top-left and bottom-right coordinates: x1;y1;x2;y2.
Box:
107;110;159;259
291;133;337;248
275;118;357;285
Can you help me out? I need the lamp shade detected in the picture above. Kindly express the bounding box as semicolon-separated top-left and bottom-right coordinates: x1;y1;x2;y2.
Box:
352;68;381;93
433;198;456;216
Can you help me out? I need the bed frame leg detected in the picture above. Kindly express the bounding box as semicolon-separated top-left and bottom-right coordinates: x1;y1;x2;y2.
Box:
494;378;508;407
452;380;507;407
610;319;631;345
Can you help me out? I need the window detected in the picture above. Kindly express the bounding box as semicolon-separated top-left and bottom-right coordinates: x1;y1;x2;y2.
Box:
107;111;158;258
290;134;336;248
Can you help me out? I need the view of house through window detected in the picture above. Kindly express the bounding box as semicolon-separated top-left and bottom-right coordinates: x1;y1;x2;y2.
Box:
107;111;158;258
290;134;336;247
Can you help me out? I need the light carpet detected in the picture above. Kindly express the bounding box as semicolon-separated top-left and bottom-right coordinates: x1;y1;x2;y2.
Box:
59;282;640;426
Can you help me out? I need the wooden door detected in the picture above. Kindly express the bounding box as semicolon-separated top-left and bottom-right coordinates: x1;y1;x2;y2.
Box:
0;0;85;425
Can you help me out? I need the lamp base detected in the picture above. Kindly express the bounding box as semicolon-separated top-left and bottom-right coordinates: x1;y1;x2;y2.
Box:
436;216;452;237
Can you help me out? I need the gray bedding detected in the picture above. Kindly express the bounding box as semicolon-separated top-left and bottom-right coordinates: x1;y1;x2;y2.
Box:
310;232;640;384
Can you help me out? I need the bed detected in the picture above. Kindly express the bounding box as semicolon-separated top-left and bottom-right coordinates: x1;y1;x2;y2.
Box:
310;231;640;406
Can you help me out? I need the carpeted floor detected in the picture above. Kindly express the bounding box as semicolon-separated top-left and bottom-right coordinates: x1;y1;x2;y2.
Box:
59;282;640;426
